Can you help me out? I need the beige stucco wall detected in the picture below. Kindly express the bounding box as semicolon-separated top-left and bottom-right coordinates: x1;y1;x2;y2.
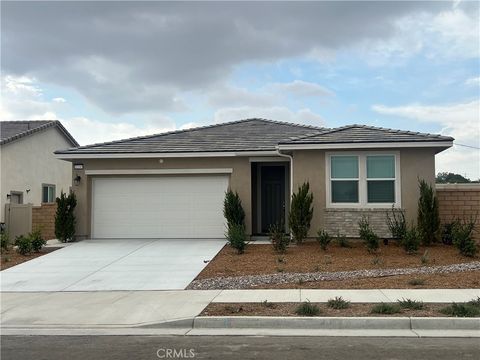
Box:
69;157;253;239
0;127;73;223
69;147;439;239
291;147;437;237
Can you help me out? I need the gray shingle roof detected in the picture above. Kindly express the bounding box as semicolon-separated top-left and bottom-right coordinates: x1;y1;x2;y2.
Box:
1;120;79;146
55;119;324;154
280;124;454;144
55;119;453;156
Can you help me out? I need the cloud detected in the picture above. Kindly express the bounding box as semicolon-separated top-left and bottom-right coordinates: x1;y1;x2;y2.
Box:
52;97;66;103
372;100;480;179
465;77;480;86
269;80;334;98
1;1;454;114
214;106;325;127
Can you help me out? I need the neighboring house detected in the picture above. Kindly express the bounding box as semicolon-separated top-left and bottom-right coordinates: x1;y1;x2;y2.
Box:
1;120;79;223
55;119;453;240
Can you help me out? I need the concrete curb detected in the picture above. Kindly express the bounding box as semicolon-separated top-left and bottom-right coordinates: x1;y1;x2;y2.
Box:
193;316;480;331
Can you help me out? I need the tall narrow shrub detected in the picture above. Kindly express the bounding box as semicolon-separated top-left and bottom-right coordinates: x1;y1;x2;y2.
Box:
55;191;77;242
223;190;246;253
417;179;440;245
289;182;314;244
223;190;245;229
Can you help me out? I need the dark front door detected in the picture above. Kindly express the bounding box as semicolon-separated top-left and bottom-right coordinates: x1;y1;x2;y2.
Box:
261;166;286;233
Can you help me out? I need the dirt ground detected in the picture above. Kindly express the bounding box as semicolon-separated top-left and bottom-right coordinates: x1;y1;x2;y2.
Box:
200;302;474;317
197;241;478;279
0;248;59;270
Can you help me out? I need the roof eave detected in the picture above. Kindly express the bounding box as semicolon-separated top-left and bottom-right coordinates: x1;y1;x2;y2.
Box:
277;140;454;150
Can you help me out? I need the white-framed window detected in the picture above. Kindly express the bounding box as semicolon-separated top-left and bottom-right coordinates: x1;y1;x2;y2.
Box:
42;184;56;203
326;151;401;208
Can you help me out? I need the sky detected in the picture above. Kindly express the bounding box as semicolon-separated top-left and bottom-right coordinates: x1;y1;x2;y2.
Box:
1;1;479;179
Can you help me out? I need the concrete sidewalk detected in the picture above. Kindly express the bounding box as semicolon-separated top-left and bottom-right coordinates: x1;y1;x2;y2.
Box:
1;289;479;329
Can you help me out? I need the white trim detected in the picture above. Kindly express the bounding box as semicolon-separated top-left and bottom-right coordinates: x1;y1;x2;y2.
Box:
249;156;287;162
85;168;233;175
325;151;401;209
56;151;279;160
278;141;452;150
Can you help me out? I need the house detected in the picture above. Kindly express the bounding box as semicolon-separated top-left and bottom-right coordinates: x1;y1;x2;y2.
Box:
55;119;453;240
1;120;79;225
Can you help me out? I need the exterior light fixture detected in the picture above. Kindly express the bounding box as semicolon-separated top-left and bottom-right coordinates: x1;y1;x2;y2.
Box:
74;175;82;186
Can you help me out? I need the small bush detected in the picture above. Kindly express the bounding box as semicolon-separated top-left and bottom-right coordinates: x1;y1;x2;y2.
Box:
386;206;406;243
224;190;246;229
402;224;420;254
417;179;440;246
316;229;331;251
370;303;401;314
1;231;9;253
30;229;46;252
420;250;429;265
269;222;290;254
440;303;480;317
371;256;383;266
336;232;351;248
408;278;426;286
15;235;32;255
327;296;350;309
226;223;246;254
452;217;478;257
468;297;480;307
262;300;276;309
289;182;314;244
295;301;320;316
398;298;425;310
441;221;457;245
358;216;380;253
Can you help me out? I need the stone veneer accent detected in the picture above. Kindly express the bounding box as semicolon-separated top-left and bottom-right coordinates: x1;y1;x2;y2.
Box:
324;208;401;238
32;203;57;240
436;184;480;242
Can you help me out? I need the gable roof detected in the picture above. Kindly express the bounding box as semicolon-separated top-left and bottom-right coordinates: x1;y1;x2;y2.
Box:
55;118;323;155
1;120;79;147
280;124;454;145
55;119;453;158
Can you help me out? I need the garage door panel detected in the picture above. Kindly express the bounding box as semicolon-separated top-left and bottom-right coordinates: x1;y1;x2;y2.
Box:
92;176;228;239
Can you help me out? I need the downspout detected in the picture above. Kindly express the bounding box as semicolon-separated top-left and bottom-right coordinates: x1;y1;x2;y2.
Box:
276;146;294;238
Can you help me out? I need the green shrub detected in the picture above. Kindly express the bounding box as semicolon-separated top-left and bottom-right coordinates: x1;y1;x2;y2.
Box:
468;297;480;307
417;179;440;245
55;191;77;242
15;235;32;255
440;303;480;317
225;223;246;254
441;221;457;245
30;229;46;252
386;206;406;243
327;296;350;309
402;224;420;254
358;216;379;253
316;229;331;251
269;222;290;254
295;301;320;316
289;182;313;244
336;232;351;248
1;231;9;253
420;250;429;265
408;278;426;286
370;303;401;314
452;217;478;257
223;190;246;229
371;256;383;266
397;298;425;310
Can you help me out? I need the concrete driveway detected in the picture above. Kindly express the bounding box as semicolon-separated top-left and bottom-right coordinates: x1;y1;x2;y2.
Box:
0;239;225;291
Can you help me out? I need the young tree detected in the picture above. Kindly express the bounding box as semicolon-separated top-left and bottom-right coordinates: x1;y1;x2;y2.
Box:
417;179;440;245
289;182;314;244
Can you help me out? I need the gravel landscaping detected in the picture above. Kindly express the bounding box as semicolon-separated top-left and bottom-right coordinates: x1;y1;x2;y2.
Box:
188;261;480;290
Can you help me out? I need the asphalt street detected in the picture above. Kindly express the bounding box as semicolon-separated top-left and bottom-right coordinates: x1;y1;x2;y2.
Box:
1;336;479;360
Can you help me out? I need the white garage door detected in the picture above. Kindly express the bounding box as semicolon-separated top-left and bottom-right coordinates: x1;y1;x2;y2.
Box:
91;176;229;238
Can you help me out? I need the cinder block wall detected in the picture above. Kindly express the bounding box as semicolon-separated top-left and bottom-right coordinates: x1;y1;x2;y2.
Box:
436;184;480;242
32;203;57;240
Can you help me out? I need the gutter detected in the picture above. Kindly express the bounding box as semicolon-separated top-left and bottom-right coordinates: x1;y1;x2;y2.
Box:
276;148;294;237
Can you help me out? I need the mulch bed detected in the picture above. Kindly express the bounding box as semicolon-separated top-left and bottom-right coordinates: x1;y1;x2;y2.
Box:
200;302;474;318
0;248;59;270
198;242;477;280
